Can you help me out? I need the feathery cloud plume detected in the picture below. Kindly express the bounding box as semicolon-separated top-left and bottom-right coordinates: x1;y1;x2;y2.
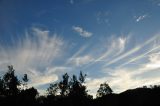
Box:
0;27;65;88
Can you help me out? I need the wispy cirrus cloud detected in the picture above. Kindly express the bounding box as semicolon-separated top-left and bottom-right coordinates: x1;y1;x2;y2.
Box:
72;26;93;37
104;34;160;67
94;36;127;62
0;27;66;88
85;33;160;98
79;36;127;69
67;35;128;71
118;43;160;68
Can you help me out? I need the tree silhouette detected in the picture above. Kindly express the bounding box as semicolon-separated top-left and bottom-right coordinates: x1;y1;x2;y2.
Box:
3;65;20;96
69;71;89;98
46;71;92;99
96;82;113;98
59;73;70;96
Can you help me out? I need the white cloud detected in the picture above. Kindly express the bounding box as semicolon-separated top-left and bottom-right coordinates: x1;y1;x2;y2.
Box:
111;37;127;55
117;33;160;68
104;34;160;67
135;14;147;22
72;26;93;37
118;44;160;68
145;54;160;69
119;37;126;49
0;27;65;89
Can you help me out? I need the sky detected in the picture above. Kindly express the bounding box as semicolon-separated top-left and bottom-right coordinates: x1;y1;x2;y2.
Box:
1;0;160;97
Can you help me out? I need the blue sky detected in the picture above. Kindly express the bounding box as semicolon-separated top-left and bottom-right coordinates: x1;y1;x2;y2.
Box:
1;0;160;97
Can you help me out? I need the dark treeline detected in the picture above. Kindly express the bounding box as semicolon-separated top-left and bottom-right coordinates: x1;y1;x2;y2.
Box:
0;65;160;106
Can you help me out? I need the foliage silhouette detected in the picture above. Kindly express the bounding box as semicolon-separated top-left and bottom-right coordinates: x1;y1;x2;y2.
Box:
3;65;20;96
0;66;160;106
96;82;113;98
